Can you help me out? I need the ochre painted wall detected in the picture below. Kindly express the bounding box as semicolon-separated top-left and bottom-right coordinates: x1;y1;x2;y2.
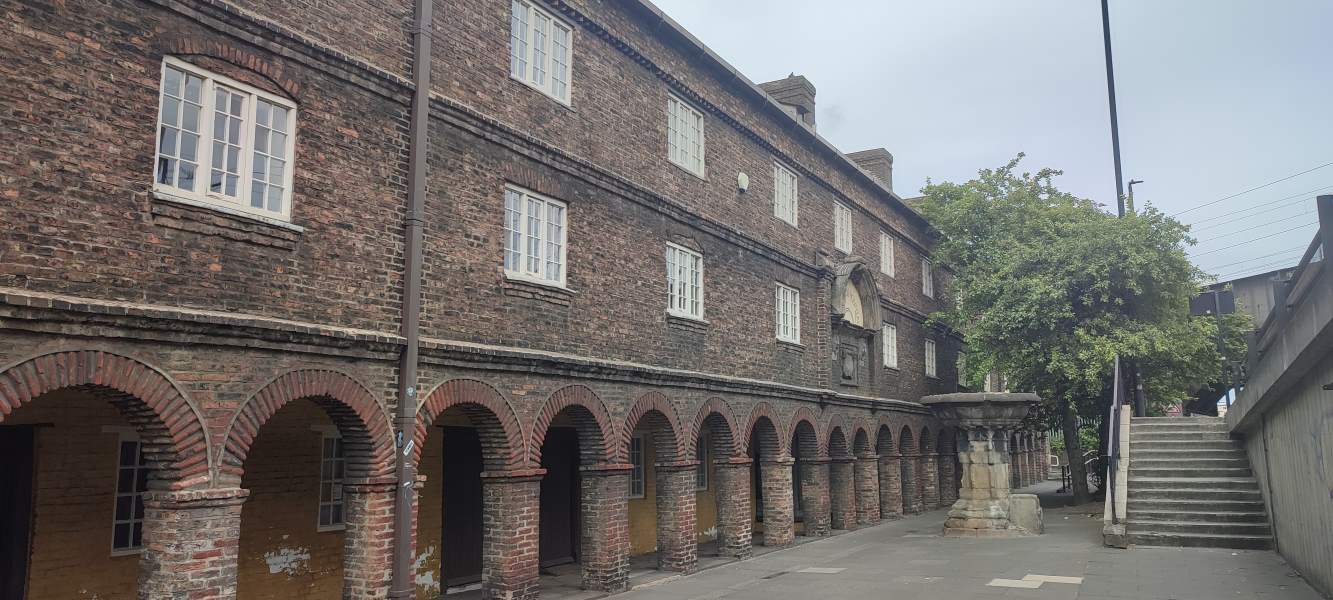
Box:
236;399;344;599
7;390;142;600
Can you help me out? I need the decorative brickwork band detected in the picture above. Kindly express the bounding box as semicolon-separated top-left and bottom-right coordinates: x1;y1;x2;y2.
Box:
797;457;831;536
759;458;795;546
138;488;248;600
654;464;699;573
828;457;856;530
579;464;631;592
480;471;544;600
344;482;397;599
714;461;753;558
920;453;940;508
877;454;903;518
854;456;881;524
0;350;211;488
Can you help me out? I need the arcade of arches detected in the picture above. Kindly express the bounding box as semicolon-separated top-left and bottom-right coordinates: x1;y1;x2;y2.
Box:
0;349;1049;600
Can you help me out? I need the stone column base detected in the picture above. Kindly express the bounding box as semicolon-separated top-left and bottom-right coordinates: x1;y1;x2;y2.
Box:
942;493;1043;537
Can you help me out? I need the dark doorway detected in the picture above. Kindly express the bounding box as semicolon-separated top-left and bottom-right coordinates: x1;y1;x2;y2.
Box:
538;427;580;568
0;426;36;600
441;426;484;587
748;431;763;522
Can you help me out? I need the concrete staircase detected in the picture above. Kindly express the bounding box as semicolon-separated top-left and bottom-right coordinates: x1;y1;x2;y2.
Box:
1125;416;1272;549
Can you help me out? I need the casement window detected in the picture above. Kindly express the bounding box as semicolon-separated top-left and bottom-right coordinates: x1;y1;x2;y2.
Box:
922;258;935;298
773;162;799;226
503;185;567;286
925;339;938;378
882;323;898;368
154;57;296;221
833;202;853;253
880;232;895;276
318;434;346;530
775;283;801;343
695;435;709;490
509;0;572;103
111;434;148;554
667;95;705;176
666;243;703;319
629;434;646;498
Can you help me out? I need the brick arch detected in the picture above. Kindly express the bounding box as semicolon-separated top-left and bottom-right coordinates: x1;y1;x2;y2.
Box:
223;369;395;483
622;391;685;463
876;420;896;455
787;406;823;459
898;425;916;455
0;350;211;489
937;428;956;454
919;426;934;453
826;414;851;459
156;35;304;100
689;397;741;458
417;379;525;471
852;424;873;457
744;401;784;459
530;384;614;466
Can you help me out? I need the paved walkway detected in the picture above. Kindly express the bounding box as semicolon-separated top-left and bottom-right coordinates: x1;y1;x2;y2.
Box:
604;481;1323;600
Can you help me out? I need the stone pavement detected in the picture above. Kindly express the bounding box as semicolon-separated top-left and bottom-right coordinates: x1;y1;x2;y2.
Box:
602;481;1323;600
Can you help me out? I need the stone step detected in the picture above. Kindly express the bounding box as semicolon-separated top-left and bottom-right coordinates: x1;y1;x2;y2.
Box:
1130;440;1238;451
1130;487;1264;501
1126;519;1271;536
1133;448;1246;460
1130;422;1229;431
1131;457;1251;470
1132;417;1225;424
1130;431;1232;441
1127;509;1269;523
1126;531;1272;550
1128;477;1260;491
1128;466;1252;478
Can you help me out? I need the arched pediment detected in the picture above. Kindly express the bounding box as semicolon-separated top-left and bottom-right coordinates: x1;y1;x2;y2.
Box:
830;260;881;329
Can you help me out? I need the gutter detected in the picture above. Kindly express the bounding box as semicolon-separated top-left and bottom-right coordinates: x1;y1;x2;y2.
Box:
390;0;432;596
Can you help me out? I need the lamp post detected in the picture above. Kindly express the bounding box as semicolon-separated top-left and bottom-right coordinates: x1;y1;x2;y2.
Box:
1128;179;1143;214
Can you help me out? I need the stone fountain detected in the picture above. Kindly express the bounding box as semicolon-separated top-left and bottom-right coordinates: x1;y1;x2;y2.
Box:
921;392;1043;537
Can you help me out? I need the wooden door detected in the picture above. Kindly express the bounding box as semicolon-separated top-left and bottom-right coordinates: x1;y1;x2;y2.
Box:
441;427;484;587
538;427;579;567
0;426;36;600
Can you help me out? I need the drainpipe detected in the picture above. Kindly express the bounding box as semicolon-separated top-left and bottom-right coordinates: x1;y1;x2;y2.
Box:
390;0;432;596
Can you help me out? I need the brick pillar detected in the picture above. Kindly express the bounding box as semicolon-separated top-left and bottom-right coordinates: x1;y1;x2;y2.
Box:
900;454;920;514
1009;444;1021;489
1024;448;1034;487
138;488;247;600
797;458;830;536
828;458;856;529
759;457;795;546
654;463;698;573
877;453;902;519
919;453;939;509
714;460;753;559
481;470;542;600
854;456;880;525
936;454;957;506
579;464;630;592
343;481;397;599
1039;435;1050;481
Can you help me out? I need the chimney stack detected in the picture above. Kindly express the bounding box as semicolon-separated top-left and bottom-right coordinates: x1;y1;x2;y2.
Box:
845;148;894;192
759;74;816;129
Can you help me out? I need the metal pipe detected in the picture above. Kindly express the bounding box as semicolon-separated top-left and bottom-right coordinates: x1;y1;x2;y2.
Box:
390;0;432;596
1101;0;1126;217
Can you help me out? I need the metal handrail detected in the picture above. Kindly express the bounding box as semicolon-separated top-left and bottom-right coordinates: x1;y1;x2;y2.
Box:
1106;356;1125;524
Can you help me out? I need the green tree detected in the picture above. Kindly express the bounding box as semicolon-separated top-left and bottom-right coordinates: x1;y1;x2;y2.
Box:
919;155;1233;503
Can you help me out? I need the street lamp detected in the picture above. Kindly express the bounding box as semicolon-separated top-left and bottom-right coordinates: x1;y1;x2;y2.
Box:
1128;179;1143;213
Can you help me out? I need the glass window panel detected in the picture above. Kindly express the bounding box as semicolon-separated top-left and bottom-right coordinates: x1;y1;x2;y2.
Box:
255;128;269;154
113;523;131;549
257;101;270;126
178;162;195;189
157;157;174;185
272;133;286;159
184;73;202;102
182;103;199;132
163;67;182;96
273;106;287;131
160;128;177;156
179;133;197;161
162;99;179;128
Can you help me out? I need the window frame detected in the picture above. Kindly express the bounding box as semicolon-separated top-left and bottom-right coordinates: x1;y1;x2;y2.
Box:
508;0;574;105
833;201;853;253
775;283;801;344
317;431;346;532
109;431;148;556
665;242;704;320
503;184;569;288
925;339;938;379
880;232;895;277
922;258;935;298
695;434;709;491
629;433;646;499
773;161;799;227
152;56;297;222
882;323;898;369
666;94;706;177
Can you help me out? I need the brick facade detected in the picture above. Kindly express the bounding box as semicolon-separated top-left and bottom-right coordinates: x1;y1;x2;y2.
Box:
0;0;986;598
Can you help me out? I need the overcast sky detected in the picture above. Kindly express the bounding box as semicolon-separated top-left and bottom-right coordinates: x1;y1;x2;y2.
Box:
652;0;1333;280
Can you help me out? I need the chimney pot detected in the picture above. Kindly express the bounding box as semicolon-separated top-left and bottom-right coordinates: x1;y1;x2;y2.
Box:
846;148;894;192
